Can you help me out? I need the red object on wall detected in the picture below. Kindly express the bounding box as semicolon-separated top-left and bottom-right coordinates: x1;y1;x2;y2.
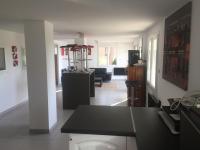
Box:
13;60;18;67
12;46;18;67
61;48;65;56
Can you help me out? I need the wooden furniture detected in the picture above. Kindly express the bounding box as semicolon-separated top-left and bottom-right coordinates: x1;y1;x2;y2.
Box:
127;65;145;81
126;64;146;107
62;70;95;109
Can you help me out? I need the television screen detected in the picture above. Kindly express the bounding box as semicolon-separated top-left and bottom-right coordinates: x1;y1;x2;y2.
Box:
0;48;6;70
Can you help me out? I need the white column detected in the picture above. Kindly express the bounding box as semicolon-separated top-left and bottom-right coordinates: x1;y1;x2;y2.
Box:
24;20;57;132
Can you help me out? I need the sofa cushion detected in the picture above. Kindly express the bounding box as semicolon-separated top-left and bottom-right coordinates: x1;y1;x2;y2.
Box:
90;68;112;81
114;67;127;75
91;68;107;74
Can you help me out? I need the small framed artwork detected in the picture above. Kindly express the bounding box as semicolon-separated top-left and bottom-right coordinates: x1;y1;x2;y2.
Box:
12;46;18;67
0;48;6;70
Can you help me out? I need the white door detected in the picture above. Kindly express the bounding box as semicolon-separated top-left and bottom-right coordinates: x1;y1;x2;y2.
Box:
68;134;126;150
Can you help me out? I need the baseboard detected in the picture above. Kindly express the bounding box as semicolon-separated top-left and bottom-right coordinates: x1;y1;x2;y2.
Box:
0;100;28;119
0;99;58;135
29;121;57;134
29;129;50;134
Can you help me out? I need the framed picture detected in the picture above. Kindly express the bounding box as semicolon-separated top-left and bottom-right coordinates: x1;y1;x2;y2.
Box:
162;2;192;90
12;46;18;67
0;48;6;70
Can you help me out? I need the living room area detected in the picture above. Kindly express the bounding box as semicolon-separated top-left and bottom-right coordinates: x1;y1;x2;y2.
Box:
1;0;200;150
55;36;142;107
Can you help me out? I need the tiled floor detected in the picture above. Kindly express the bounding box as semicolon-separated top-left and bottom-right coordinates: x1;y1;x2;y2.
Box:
91;79;127;106
0;79;127;150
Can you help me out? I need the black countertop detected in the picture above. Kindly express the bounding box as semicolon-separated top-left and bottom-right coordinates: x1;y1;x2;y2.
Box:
61;105;134;136
61;106;180;150
132;107;179;150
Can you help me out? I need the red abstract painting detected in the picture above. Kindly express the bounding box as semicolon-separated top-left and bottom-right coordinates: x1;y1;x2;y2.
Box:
162;2;192;90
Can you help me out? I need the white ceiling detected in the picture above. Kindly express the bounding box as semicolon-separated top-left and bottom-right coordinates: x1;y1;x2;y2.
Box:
0;0;189;37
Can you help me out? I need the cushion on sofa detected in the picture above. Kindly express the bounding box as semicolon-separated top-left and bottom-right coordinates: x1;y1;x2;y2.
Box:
91;68;107;74
90;68;112;81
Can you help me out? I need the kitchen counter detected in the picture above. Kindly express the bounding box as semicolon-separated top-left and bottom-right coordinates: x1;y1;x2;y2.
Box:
132;107;179;150
61;105;180;150
61;105;134;137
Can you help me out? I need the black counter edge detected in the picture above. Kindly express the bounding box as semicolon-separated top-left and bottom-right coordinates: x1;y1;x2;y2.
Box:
61;128;135;137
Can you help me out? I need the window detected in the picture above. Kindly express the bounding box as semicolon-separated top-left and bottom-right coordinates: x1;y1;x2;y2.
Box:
98;47;117;66
147;36;158;88
54;45;58;55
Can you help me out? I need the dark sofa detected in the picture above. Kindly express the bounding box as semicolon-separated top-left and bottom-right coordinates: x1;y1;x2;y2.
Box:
113;67;127;75
90;68;112;81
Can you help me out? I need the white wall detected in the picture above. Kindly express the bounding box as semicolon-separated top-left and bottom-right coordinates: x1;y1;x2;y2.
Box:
117;42;133;67
44;21;57;129
144;0;200;105
0;29;28;113
188;0;200;91
87;39;99;68
87;40;134;69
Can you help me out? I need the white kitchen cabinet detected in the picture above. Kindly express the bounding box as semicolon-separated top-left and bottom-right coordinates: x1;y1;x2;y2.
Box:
67;134;137;150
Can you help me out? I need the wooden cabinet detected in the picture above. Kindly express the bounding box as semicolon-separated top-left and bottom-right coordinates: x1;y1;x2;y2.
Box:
128;66;145;81
127;65;146;107
67;134;137;150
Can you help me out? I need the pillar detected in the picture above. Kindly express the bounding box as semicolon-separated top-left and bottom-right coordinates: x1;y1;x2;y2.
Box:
24;20;57;133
